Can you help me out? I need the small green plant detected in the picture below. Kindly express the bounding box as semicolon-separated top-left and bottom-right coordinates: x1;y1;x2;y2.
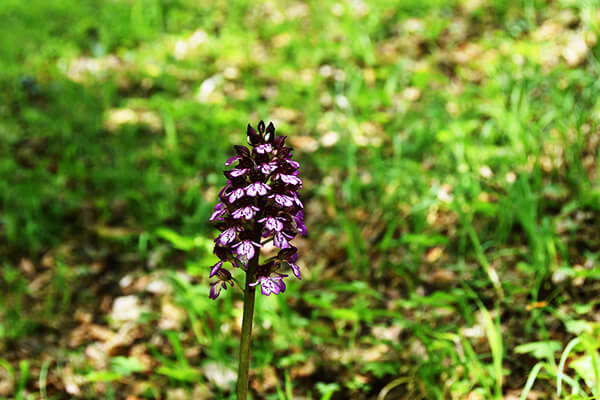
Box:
207;122;305;399
315;382;340;400
518;320;600;399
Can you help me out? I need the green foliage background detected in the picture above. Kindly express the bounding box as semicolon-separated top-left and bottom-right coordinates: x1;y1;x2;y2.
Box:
1;0;600;399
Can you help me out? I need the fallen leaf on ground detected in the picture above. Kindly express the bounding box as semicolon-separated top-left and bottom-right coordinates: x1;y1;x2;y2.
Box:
204;362;237;391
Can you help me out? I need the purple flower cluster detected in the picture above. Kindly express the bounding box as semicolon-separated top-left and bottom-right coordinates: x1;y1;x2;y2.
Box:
208;121;306;299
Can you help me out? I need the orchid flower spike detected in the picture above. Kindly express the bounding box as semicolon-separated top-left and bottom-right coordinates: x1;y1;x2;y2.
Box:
207;121;306;299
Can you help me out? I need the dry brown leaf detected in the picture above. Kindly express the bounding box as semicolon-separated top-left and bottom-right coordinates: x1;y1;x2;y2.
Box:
62;367;84;396
371;324;403;342
327;343;391;363
466;392;484;400
427;269;456;286
204;362;237;391
289;136;319;153
67;55;122;83
533;20;563;41
158;302;187;331
562;32;595;67
130;344;154;371
505;389;544;400
110;296;147;325
0;367;13;397
251;365;278;393
90;325;115;342
320;131;340;147
166;388;188;400
402;87;421;102
453;43;483;64
92;225;142;239
28;270;53;293
74;309;93;324
174;30;208;60
41;252;55;268
85;343;108;369
192;384;212;398
105;322;143;355
19;258;35;276
146;278;171;295
291;359;317;379
425;247;444;263
68;323;114;348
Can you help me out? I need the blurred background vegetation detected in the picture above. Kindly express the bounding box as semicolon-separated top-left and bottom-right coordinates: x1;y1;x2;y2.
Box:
1;0;600;398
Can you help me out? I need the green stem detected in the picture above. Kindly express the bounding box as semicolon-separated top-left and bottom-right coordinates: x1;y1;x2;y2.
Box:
237;254;258;400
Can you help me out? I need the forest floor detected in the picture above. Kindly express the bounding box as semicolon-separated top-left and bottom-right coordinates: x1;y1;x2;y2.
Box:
1;0;600;399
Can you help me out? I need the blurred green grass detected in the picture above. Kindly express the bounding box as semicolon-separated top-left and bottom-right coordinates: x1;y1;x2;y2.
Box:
1;0;600;399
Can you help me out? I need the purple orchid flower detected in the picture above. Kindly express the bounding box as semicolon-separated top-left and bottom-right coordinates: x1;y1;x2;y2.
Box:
228;188;245;203
231;205;260;220
270;194;295;208
209;268;234;299
207;121;306;299
209;202;227;221
225;155;242;166
245;182;271;197
259;161;278;174
216;227;239;246
230;168;249;177
249;273;287;296
276;173;302;186
273;231;292;249
255;143;273;154
232;240;262;260
258;216;284;232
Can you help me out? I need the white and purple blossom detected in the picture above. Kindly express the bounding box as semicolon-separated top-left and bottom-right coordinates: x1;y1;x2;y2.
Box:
230;168;249;177
259;161;278;174
295;211;306;236
231;205;260;220
255;143;273;154
270;194;295;208
217;227;239;246
273;231;292;249
225;155;242;166
209;260;224;278
286;159;300;169
249;274;287;296
209;268;233;300
228;188;245;203
232;240;262;260
208;121;306;299
293;193;304;209
278;247;302;280
259;216;284;232
218;182;231;197
290;263;301;280
245;182;270;197
209;202;227;221
276;173;302;186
